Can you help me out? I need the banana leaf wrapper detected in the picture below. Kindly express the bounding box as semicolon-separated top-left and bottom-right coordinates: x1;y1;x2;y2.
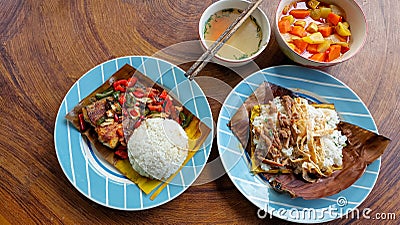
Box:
228;81;391;199
65;64;211;200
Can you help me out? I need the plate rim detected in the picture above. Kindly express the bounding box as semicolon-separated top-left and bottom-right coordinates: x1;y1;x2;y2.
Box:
216;64;380;223
54;55;214;210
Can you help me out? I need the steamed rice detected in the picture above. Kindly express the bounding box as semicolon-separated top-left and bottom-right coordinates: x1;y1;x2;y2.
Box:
127;118;188;180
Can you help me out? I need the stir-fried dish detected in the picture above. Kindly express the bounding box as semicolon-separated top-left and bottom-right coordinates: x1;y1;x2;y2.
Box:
78;74;192;160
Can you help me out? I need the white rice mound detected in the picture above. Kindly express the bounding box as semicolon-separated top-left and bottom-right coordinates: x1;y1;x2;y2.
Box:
127;118;189;180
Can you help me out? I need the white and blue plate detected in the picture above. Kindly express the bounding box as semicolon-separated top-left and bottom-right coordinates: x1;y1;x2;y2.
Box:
217;65;380;223
54;56;214;210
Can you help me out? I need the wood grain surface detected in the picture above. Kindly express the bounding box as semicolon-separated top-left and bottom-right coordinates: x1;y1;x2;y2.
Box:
0;0;399;224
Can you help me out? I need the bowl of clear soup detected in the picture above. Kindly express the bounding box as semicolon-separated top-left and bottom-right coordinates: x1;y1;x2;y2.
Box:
199;0;271;67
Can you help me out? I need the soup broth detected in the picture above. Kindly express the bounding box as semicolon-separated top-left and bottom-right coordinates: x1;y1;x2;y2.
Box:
204;8;262;60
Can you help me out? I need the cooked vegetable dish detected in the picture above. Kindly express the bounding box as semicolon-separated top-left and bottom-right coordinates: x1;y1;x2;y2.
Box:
278;0;351;62
77;72;192;160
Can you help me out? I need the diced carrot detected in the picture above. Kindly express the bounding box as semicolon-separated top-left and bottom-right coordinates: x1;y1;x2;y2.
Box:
289;26;307;37
309;53;326;62
326;44;341;62
289;9;311;19
278;19;292;33
334;33;348;42
306;44;319;53
318;25;333;37
326;12;342;26
292;39;308;54
341;46;350;54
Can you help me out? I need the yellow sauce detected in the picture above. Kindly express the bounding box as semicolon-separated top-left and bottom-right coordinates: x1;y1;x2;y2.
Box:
204;8;262;60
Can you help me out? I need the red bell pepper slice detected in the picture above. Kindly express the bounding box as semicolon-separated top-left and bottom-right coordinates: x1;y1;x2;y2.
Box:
116;128;124;138
118;94;126;105
134;119;142;129
132;90;144;98
114;149;128;159
114;85;126;92
127;77;137;87
159;90;168;99
113;80;129;92
130;109;139;117
148;104;163;112
164;98;172;114
113;80;128;88
78;113;87;131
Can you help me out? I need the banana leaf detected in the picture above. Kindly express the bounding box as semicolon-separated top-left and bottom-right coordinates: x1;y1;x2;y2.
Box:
228;81;390;199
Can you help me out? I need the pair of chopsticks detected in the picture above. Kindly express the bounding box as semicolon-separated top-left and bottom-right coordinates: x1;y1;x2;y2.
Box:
185;0;264;80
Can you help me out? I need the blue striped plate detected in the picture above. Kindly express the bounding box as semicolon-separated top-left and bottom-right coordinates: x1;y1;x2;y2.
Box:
217;65;380;223
54;56;213;210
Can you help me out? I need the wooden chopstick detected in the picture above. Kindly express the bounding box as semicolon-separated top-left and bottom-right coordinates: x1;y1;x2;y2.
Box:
185;0;264;80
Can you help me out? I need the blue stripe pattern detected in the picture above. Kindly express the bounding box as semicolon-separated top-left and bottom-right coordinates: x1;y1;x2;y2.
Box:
217;65;380;223
54;56;213;210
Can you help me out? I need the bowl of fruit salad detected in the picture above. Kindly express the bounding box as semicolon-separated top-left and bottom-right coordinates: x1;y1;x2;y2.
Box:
275;0;367;67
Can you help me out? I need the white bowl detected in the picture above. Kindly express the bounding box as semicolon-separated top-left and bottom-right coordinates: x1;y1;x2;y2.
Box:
199;0;271;67
275;0;367;67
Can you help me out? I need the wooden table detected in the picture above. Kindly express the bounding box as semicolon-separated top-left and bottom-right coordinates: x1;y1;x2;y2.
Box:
1;0;399;224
